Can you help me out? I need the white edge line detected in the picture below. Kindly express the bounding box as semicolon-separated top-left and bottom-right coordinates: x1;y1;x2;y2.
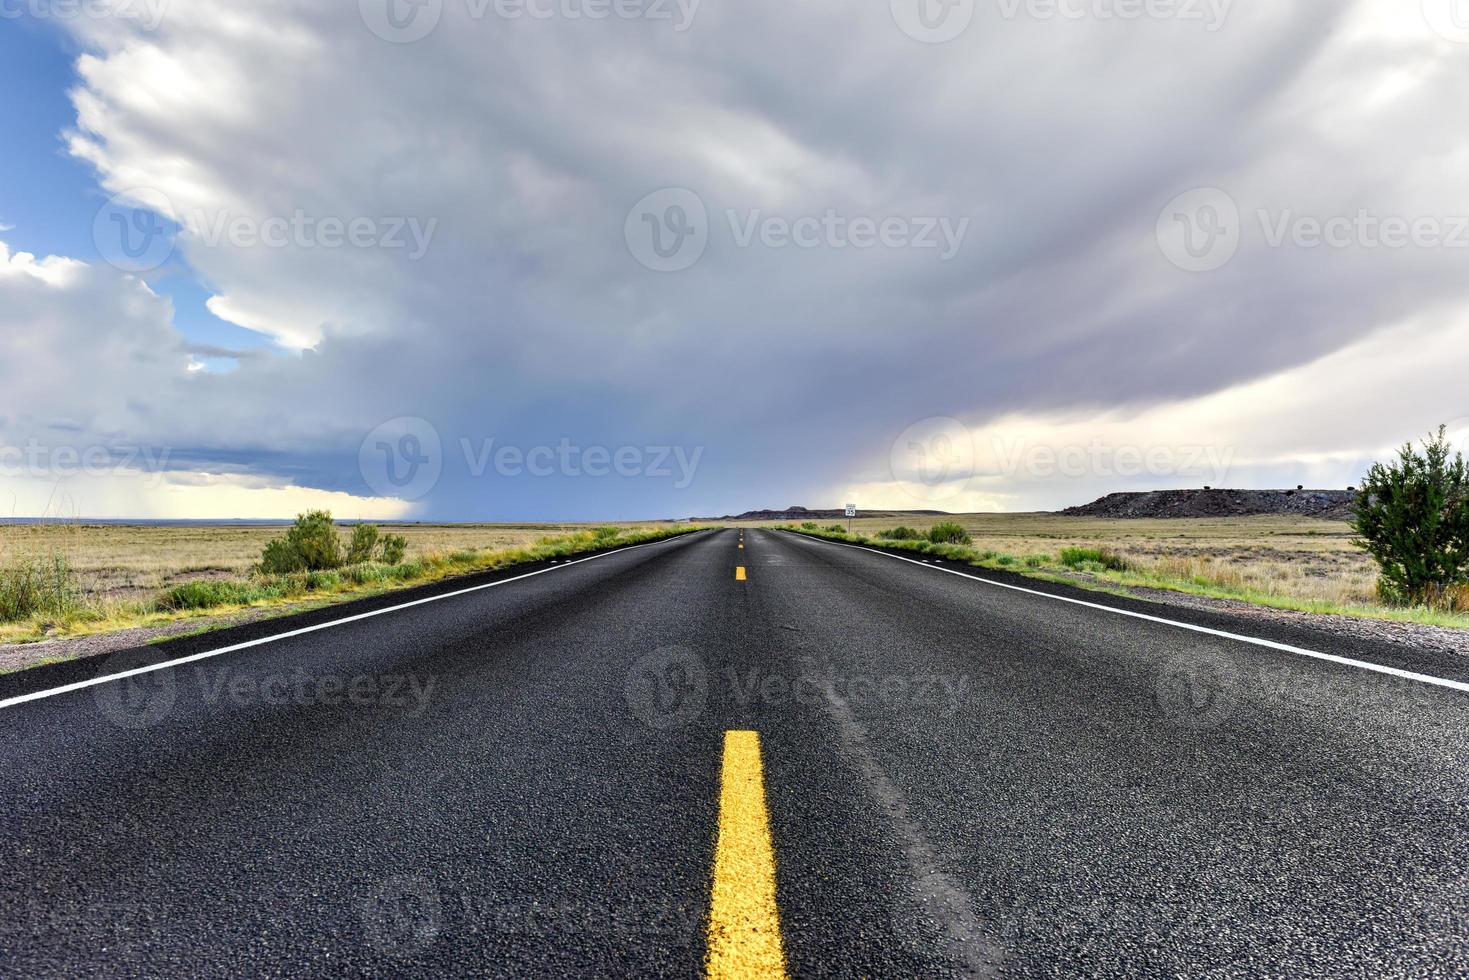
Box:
782;531;1469;695
0;533;701;712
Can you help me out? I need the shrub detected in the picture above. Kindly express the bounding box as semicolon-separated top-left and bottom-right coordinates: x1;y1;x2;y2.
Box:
593;527;622;542
259;537;306;575
1352;426;1469;605
304;570;342;591
825;524;846;533
0;553;78;622
1024;555;1046;568
259;511;343;573
378;534;408;565
800;522;820;530
927;522;972;545
346;524;380;564
157;578;283;611
880;526;922;541
1059;546;1129;572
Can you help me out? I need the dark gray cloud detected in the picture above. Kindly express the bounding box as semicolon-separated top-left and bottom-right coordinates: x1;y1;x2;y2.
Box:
2;0;1466;517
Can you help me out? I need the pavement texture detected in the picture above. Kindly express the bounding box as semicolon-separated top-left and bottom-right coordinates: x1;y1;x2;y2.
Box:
1;527;1465;978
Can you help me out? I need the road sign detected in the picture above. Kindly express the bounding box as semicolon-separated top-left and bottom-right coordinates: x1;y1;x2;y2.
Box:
844;504;856;518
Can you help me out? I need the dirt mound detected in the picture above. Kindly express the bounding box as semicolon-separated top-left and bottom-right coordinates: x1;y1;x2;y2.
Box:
1061;489;1356;520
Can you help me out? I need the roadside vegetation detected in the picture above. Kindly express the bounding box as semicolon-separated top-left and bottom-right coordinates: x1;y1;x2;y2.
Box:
0;517;702;646
781;509;1469;631
1351;426;1469;611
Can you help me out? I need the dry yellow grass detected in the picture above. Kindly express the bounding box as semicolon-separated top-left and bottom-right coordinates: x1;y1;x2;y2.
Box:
743;513;1375;607
0;521;672;606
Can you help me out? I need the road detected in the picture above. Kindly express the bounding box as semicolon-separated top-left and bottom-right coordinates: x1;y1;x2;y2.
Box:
1;528;1466;978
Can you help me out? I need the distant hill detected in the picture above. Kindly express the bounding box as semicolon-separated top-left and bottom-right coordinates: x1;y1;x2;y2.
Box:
695;506;950;522
1061;489;1356;520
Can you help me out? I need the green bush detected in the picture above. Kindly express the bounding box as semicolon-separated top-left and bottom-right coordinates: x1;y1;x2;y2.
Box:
0;553;78;622
800;522;820;530
259;537;306;575
157;578;285;611
927;522;972;545
1353;426;1469;605
346;524;380;564
825;524;846;533
259;511;343;573
593;526;622;542
378;534;408;565
879;526;922;540
1058;546;1129;572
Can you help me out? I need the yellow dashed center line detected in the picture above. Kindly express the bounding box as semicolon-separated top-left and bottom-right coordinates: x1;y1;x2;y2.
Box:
736;566;747;581
708;731;788;980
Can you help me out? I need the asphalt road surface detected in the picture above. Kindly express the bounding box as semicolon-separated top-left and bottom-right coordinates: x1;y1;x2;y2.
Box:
2;528;1466;978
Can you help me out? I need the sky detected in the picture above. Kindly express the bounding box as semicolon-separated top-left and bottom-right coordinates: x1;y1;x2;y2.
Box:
1;0;1467;521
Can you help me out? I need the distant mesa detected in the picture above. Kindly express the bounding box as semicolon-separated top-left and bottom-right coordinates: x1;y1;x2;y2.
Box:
1061;489;1356;520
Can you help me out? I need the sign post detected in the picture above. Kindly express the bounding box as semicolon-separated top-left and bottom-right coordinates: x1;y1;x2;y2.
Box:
844;503;856;533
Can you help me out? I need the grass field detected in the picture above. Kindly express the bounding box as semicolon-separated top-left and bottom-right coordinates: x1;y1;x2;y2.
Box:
0;523;661;605
0;521;692;647
758;512;1469;629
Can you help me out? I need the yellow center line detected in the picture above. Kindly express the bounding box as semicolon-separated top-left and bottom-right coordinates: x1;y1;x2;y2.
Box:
708;731;788;980
736;566;747;581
